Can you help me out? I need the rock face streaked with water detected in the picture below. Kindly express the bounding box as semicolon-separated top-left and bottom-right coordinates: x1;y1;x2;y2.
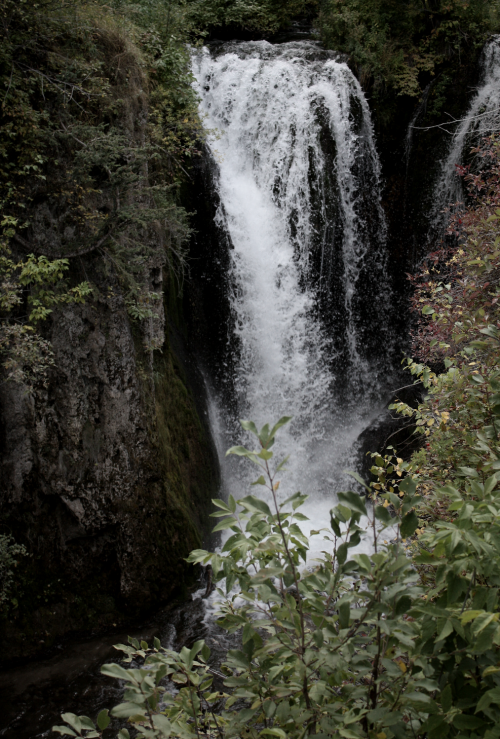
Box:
432;35;500;233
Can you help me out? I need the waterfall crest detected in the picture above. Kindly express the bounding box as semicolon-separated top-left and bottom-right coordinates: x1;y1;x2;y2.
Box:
192;41;392;501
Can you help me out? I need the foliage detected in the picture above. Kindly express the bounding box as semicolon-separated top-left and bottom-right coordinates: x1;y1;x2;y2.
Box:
393;135;500;508
53;415;500;739
0;534;27;612
0;0;205;385
0;223;91;385
184;0;317;37
317;0;500;97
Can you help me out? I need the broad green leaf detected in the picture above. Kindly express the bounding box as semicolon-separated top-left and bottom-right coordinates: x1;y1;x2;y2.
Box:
152;714;172;734
375;505;391;524
458;466;479;478
336;542;348;565
79;717;95;731
257;448;273;460
353;553;371;571
239;495;272;516
240;420;259;437
476;686;500;712
440;684;452;713
471;611;498;635
185;549;212;564
484;474;499;496
330;514;341;536
97;710;110;731
399;476;417;496
52;728;77;737
226;650;250;669
61;714;82;734
189;639;205;665
435;619;453;643
482;665;500;677
446;573;466;605
339;601;350;629
251;476;267;486
111;703;148;719
212;517;238;533
452;714;485;731
402;692;438;711
337;490;367;516
400;510;419;539
268;416;292;441
395;595;412;616
258;423;270;446
260;728;287;738
226;445;255;458
280;491;306;508
480;324;500;340
212;498;232;511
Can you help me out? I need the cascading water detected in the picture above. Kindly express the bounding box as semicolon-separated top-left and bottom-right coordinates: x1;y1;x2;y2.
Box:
432;35;500;234
192;41;394;522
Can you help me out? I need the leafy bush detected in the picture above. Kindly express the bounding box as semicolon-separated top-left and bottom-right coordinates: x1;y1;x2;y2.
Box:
394;135;500;511
0;534;27;613
317;0;500;97
184;0;316;37
0;0;205;384
52;412;500;739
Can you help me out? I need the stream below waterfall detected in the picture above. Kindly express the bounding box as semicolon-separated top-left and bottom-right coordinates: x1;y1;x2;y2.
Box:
3;35;500;738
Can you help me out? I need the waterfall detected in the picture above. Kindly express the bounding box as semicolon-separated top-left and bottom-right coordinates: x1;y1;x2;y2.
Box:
192;41;392;514
432;35;500;234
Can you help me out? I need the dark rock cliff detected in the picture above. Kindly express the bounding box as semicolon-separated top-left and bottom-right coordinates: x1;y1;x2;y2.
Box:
0;14;220;662
0;260;218;662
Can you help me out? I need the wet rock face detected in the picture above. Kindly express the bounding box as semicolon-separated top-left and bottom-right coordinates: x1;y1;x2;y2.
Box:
0;271;217;659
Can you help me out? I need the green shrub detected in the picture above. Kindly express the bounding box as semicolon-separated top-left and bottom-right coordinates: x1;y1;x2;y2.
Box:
52;415;500;738
0;534;27;614
317;0;500;97
0;0;204;385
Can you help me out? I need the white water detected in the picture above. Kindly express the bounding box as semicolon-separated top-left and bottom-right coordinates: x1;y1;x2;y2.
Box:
193;41;392;534
432;35;500;233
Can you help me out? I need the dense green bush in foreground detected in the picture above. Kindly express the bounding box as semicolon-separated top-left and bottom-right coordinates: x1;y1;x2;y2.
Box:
52;414;500;739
